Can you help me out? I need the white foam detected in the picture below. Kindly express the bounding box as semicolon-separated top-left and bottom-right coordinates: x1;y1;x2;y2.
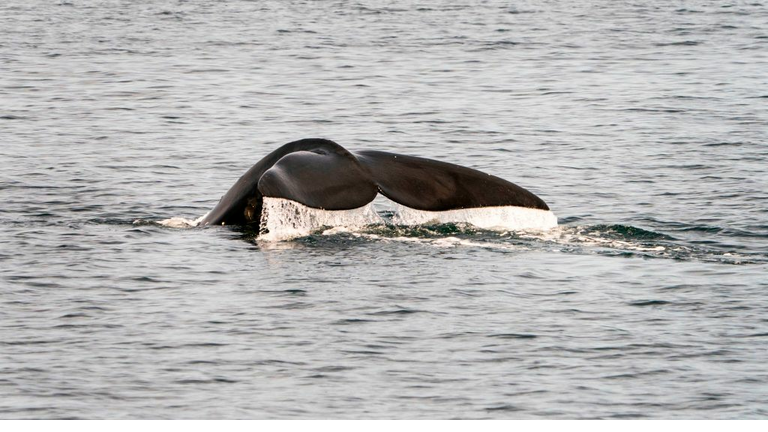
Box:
157;212;209;228
392;203;558;232
259;197;383;241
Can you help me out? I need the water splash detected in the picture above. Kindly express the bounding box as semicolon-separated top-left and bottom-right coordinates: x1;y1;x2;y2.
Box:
392;203;558;231
258;197;383;241
257;198;558;241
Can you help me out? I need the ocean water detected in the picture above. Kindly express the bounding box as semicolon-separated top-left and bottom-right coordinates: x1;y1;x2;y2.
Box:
2;0;767;419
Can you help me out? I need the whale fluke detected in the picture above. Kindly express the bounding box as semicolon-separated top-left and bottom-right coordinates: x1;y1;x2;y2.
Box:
199;138;551;229
353;150;549;212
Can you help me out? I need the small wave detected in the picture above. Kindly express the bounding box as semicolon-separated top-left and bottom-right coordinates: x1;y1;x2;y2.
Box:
654;41;702;47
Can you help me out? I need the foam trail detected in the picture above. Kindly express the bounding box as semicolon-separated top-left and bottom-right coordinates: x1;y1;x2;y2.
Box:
392;204;558;231
259;197;383;241
516;226;667;252
360;233;523;251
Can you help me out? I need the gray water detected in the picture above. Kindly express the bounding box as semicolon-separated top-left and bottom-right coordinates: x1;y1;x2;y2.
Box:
2;0;768;419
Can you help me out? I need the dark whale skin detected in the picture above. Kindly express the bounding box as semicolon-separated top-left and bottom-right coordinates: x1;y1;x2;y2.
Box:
199;138;549;227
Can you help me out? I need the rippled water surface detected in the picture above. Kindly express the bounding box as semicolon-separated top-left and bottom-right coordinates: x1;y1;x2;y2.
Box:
2;0;768;419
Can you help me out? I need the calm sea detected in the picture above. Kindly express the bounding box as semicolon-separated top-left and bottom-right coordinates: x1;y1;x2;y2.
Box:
1;0;767;419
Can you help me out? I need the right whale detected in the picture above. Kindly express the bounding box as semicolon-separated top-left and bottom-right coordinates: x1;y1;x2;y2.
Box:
199;138;555;231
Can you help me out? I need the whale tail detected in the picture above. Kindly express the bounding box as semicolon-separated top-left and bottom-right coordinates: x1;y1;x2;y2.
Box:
199;139;550;228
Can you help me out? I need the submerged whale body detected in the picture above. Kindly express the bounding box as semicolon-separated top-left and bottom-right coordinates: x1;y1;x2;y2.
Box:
199;138;554;231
